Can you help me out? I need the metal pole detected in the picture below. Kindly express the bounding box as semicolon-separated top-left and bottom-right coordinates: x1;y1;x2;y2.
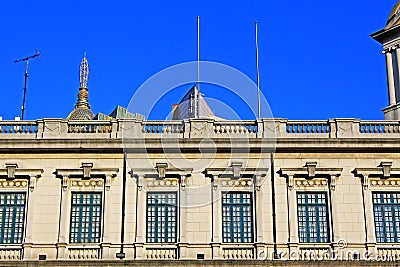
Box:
15;50;41;120
197;16;201;118
255;21;261;119
21;60;29;120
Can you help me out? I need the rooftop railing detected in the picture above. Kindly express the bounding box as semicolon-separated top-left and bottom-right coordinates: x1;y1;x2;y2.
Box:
0;118;399;139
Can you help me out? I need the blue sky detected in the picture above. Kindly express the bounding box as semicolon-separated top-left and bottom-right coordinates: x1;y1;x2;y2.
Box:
0;1;396;120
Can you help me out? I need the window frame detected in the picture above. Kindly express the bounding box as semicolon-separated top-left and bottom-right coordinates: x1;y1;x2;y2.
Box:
146;191;178;244
297;192;330;243
372;191;400;243
221;191;254;243
0;192;27;244
69;192;103;244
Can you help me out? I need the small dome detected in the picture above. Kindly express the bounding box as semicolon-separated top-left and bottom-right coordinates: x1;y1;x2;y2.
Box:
386;1;400;29
67;108;94;120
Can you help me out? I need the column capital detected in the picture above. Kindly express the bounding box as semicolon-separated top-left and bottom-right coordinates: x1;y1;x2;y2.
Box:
287;174;295;190
62;175;69;191
29;176;36;192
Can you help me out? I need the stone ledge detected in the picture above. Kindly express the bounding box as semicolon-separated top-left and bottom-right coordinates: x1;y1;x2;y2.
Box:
0;260;397;267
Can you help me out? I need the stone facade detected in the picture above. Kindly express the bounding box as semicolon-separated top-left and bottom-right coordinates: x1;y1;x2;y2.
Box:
1;3;400;265
0;118;400;264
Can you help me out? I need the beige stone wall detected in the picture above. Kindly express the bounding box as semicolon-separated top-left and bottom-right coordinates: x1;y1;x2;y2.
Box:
0;137;400;262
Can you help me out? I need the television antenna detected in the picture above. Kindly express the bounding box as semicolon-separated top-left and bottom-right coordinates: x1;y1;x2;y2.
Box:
14;50;41;120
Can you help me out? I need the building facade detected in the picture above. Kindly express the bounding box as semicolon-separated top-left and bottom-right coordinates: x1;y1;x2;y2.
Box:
1;3;400;265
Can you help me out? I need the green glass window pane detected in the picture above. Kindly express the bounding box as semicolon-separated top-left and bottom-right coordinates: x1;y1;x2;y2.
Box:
70;192;102;243
373;192;400;243
146;192;177;243
297;192;329;243
0;193;26;244
222;192;253;243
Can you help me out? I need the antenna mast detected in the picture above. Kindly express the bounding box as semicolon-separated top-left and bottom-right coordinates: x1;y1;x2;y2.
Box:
196;15;201;119
14;50;41;120
255;22;261;119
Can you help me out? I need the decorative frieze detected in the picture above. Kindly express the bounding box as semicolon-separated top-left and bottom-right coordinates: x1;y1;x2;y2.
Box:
353;161;400;190
279;163;342;191
218;178;253;188
0;180;28;188
54;163;118;191
130;165;192;190
205;164;268;191
70;179;104;190
368;178;400;188
0;164;42;192
147;178;179;187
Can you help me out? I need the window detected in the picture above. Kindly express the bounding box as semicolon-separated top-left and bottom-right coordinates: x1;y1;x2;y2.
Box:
70;193;102;243
297;192;329;243
0;193;26;244
373;192;400;243
222;192;253;243
147;192;177;243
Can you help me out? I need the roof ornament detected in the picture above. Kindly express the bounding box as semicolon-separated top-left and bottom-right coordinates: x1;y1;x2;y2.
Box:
75;53;90;109
80;52;89;89
67;53;95;120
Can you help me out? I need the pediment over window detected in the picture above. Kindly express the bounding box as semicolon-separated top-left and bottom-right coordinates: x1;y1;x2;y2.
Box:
353;161;400;189
54;163;118;191
278;162;342;190
205;163;268;191
130;164;193;190
353;161;400;179
0;163;43;191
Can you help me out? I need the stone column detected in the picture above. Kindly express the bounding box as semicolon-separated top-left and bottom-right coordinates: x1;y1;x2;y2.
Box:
211;178;221;259
287;175;298;249
255;175;265;259
23;177;36;260
330;175;340;242
57;175;70;259
255;175;264;242
178;176;188;259
101;175;112;259
363;176;376;244
135;175;146;259
362;175;376;258
385;50;397;105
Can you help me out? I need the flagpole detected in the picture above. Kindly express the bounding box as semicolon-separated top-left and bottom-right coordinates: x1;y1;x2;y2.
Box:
197;15;201;118
255;21;261;119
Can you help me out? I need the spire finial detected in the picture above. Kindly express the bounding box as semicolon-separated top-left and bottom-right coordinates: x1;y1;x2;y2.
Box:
75;54;90;109
79;53;89;88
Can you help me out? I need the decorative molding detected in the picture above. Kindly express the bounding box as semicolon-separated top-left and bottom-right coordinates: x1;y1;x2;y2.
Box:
231;162;242;179
205;166;268;190
130;166;192;190
218;177;253;188
180;176;187;190
156;163;168;179
279;164;342;191
380;162;392;178
70;179;103;190
306;162;317;178
0;165;43;191
54;166;118;191
147;178;179;188
81;162;93;179
0;179;28;188
62;176;68;191
5;163;18;179
353;162;400;190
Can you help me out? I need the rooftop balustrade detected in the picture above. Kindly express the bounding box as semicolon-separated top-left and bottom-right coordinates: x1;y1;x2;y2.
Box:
0;118;399;140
